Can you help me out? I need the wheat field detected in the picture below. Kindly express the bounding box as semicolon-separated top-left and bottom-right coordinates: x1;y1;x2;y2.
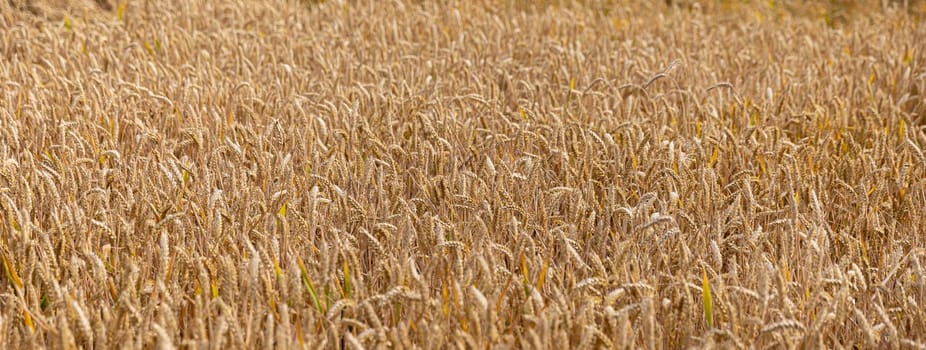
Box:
1;0;925;348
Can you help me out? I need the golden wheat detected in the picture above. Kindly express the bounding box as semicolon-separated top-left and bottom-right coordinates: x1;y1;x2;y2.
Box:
0;0;925;348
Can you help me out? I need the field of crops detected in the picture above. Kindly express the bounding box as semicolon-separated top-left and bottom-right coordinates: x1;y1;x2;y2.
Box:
1;0;925;348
